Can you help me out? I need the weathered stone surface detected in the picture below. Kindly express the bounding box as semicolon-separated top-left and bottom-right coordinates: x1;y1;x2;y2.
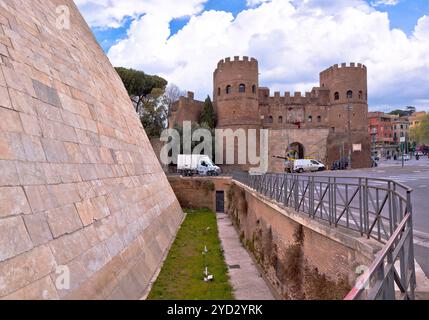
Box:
0;160;19;186
0;0;183;300
23;213;53;246
0;245;57;297
32;80;62;108
0;186;31;217
0;216;33;262
0;86;12;109
2;276;59;300
47;205;83;238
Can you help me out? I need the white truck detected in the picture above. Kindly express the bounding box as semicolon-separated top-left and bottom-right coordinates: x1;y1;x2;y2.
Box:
293;159;326;173
177;155;221;177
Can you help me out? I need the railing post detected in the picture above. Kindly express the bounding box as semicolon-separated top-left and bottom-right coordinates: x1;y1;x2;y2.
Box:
359;178;363;236
385;248;396;300
309;177;313;217
332;177;337;226
407;191;416;300
364;178;369;237
294;175;299;211
328;177;332;225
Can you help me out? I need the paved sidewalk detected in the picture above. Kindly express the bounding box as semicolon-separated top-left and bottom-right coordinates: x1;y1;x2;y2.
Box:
216;212;276;300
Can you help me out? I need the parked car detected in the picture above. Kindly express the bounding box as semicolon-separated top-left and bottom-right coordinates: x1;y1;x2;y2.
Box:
293;159;326;173
177;155;221;176
331;157;349;171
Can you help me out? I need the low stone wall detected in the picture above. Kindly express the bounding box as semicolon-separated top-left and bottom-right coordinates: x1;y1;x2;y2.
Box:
228;181;380;300
167;176;232;212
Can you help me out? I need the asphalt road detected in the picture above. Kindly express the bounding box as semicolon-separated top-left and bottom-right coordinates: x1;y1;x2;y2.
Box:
316;158;429;277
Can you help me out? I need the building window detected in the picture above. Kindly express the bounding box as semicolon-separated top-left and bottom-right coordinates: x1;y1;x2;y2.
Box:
334;92;340;100
359;91;363;99
239;84;246;93
226;85;232;94
252;85;256;94
317;116;321;122
218;88;221;96
308;116;313;123
347;90;353;99
331;127;336;133
268;116;273;124
278;116;283;124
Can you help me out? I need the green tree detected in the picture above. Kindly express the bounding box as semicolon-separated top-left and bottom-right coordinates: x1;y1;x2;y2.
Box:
115;67;167;112
410;114;429;145
388;106;416;117
199;96;217;129
140;88;168;138
116;67;171;138
389;109;409;117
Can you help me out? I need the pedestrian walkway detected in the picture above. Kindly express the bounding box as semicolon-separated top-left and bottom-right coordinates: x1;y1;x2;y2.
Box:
216;212;276;300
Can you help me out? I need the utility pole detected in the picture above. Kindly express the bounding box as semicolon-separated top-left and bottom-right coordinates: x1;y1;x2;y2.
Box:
347;104;353;170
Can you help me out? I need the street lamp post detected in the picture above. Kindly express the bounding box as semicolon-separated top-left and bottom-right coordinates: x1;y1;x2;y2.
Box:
400;136;406;167
347;104;353;170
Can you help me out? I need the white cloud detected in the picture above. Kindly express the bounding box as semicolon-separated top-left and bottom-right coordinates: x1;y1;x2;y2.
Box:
77;0;429;111
371;0;400;7
246;0;272;7
74;0;207;28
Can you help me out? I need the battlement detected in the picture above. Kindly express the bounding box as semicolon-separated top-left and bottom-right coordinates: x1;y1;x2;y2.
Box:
321;62;366;78
261;89;327;105
216;56;258;70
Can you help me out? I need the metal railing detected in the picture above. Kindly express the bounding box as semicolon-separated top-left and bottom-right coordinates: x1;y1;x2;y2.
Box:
232;172;416;300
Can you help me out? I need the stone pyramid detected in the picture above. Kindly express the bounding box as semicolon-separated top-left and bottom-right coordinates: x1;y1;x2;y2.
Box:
0;0;183;299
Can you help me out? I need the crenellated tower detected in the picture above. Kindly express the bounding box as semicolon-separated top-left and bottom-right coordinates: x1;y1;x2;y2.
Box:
213;56;261;129
320;63;368;132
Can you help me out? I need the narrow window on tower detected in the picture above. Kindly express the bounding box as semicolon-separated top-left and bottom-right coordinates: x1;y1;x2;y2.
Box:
317;116;321;123
239;84;246;93
359;90;363;99
218;87;221;96
334;92;340;100
278;116;283;124
226;85;232;94
252;85;256;93
308;116;313;123
268;116;273;124
347;90;353;99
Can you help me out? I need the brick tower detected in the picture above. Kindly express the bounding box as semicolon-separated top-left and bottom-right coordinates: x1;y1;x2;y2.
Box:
320;63;371;167
320;63;368;132
213;57;262;170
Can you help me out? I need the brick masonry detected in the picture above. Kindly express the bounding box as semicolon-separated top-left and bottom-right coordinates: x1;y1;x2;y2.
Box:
0;0;183;300
168;176;231;212
228;182;379;299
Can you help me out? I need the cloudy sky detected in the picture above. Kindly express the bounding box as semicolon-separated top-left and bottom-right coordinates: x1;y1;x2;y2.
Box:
74;0;429;112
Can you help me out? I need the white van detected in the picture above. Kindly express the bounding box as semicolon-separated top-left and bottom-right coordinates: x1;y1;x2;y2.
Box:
293;159;326;173
177;155;221;176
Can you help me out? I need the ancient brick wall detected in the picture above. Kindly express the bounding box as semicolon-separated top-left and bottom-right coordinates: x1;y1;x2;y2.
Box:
168;176;231;212
0;0;183;299
228;182;378;300
268;128;331;172
168;91;204;129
